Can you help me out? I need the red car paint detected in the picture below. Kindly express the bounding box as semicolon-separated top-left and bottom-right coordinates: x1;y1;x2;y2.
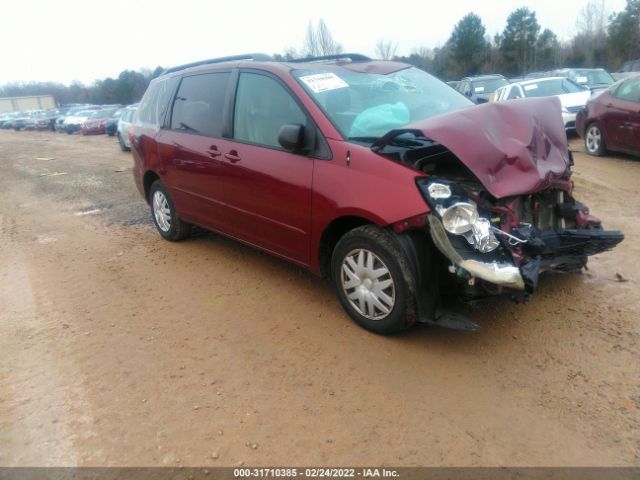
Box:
81;118;109;135
131;61;431;274
576;75;640;157
130;58;621;286
409;97;572;199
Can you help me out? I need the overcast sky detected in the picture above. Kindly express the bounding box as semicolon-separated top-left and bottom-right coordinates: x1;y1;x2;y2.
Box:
1;0;627;85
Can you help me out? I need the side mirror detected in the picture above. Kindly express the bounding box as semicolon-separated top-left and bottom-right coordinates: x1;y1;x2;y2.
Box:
278;124;304;151
278;123;316;153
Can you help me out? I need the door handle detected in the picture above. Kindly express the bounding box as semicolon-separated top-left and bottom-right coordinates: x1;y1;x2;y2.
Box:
605;103;613;108
207;145;222;157
224;151;241;163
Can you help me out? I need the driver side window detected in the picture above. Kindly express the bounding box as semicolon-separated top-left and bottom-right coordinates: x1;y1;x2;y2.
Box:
233;73;307;148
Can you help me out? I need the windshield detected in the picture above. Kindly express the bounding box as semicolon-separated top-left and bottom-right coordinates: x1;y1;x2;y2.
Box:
571;69;614;87
522;78;585;97
471;78;509;94
293;67;472;141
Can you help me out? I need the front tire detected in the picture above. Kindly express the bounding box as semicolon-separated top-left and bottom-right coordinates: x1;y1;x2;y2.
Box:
585;122;606;156
331;225;418;335
149;180;191;241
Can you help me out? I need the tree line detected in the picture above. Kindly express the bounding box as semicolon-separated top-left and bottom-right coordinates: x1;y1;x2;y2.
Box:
400;0;640;80
0;67;164;107
1;0;638;106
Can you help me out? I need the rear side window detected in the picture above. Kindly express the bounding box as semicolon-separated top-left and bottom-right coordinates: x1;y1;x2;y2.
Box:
170;73;229;137
136;77;178;129
613;77;640;102
233;73;306;148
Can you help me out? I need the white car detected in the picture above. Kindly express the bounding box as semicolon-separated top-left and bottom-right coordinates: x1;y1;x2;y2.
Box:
491;77;592;130
63;109;99;134
116;105;138;151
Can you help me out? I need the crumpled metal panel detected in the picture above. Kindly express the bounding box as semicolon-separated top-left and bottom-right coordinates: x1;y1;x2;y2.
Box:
409;97;571;199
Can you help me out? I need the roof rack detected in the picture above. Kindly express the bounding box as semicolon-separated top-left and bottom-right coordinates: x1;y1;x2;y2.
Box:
162;53;273;74
288;53;371;64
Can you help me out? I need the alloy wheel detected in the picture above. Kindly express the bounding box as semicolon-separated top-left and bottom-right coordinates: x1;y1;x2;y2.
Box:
152;190;171;232
585;125;602;154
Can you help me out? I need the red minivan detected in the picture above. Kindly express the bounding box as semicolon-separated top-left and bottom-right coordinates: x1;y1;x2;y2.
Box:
130;54;623;334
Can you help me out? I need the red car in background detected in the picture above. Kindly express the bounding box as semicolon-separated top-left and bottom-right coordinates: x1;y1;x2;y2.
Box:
577;75;640;157
81;107;121;135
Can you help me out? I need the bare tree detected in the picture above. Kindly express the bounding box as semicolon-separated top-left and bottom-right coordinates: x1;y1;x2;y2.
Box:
577;0;608;37
575;0;609;65
304;22;320;57
303;19;343;57
375;40;398;60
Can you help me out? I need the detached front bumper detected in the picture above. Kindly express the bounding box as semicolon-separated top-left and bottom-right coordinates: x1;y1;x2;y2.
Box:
428;215;624;293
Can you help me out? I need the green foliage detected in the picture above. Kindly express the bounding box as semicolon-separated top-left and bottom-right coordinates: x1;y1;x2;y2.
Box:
0;68;159;106
448;13;488;77
500;7;541;75
608;0;640;68
536;29;560;70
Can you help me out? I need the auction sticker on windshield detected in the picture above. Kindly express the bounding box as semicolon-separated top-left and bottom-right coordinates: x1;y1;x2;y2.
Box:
300;73;348;93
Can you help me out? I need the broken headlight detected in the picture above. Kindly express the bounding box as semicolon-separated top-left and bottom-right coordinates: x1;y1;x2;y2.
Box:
418;179;500;253
441;202;500;253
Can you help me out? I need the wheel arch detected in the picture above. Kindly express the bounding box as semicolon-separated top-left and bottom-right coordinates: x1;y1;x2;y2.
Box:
318;215;375;278
143;170;161;203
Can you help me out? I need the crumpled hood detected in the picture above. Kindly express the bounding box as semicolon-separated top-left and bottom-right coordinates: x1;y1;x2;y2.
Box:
406;97;571;198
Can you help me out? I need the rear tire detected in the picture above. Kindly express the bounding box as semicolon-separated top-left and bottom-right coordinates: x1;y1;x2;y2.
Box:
149;180;191;241
585;122;606;156
331;225;418;335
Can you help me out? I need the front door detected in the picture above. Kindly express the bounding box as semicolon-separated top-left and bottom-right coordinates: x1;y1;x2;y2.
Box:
220;71;314;265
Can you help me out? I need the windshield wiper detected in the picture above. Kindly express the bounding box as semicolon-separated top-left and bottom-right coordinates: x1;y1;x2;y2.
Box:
370;128;427;152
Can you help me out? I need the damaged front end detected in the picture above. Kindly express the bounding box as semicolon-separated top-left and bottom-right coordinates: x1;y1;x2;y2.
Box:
420;179;624;300
374;97;624;302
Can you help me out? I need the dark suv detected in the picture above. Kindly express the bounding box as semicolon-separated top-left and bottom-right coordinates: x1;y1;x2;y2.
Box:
455;74;509;103
130;53;623;334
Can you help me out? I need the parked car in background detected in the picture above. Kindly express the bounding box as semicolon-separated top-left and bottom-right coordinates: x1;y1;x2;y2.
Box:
106;109;123;136
56;105;95;132
0;112;21;129
577;74;640;157
80;107;121;135
524;71;548;79
25;109;60;131
63;109;99;134
446;80;459;89
456;74;509;103
116;105;137;151
128;53;623;334
492;77;591;131
549;68;615;92
23;110;44;130
9;111;34;131
612;59;640;80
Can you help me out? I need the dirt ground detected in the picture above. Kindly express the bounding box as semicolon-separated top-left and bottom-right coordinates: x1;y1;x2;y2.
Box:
0;129;638;467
